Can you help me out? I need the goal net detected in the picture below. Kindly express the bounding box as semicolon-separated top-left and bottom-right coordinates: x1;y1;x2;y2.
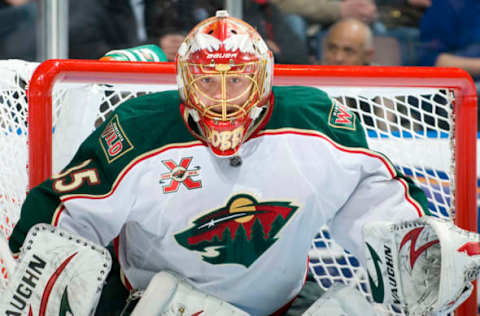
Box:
0;59;477;315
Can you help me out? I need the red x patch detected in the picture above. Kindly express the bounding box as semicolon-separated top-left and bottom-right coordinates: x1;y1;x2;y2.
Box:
160;157;202;193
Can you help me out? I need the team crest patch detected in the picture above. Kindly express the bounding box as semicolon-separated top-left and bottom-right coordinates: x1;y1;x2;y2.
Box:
328;100;356;130
160;157;202;193
174;194;299;267
99;114;133;163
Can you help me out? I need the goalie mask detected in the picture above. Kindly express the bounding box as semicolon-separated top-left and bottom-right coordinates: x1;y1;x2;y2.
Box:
176;10;274;157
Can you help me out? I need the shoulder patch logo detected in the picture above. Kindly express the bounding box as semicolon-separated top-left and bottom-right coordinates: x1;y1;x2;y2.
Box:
160;157;202;193
328;100;356;130
99;114;134;163
174;194;299;267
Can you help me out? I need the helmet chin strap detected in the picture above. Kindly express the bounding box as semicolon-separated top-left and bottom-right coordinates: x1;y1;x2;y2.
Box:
249;105;263;120
188;108;201;122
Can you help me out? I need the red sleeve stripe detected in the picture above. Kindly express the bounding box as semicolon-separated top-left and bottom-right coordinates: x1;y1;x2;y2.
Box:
51;204;65;228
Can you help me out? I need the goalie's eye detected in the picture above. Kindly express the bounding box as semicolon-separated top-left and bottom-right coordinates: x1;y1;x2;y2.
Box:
199;77;212;85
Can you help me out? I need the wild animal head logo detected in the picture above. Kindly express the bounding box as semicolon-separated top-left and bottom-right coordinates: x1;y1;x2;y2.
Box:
174;194;298;267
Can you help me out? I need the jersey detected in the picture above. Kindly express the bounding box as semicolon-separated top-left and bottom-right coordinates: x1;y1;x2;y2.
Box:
9;86;429;316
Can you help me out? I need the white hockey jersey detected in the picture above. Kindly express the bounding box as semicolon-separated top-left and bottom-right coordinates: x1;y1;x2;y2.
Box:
10;86;428;315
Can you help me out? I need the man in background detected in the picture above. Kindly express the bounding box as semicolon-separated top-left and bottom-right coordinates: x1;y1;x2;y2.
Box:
322;18;374;66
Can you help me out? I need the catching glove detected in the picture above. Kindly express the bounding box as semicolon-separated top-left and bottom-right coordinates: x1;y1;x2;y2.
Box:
363;216;479;315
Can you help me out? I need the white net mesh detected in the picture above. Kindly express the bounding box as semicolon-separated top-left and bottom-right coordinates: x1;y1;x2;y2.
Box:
308;87;455;315
0;60;472;315
0;60;37;244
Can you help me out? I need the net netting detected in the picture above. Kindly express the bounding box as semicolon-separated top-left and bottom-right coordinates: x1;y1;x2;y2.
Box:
0;60;475;315
308;87;454;315
0;60;37;243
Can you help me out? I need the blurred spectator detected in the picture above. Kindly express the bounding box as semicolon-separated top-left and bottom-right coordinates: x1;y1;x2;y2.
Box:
147;0;225;62
68;0;149;59
419;0;480;79
0;0;36;60
0;0;309;64
374;0;430;65
154;0;310;64
243;0;310;64
322;18;374;66
158;33;185;62
270;0;377;26
0;0;160;60
376;0;430;31
269;0;376;63
418;0;480;121
147;0;200;62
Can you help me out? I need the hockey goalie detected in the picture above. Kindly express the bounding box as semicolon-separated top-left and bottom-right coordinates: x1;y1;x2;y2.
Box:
2;10;480;316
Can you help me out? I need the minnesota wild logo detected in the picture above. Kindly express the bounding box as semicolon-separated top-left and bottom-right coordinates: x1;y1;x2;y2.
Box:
175;194;299;267
328;100;355;130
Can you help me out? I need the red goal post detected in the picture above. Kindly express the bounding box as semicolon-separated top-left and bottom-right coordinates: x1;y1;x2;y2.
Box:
26;60;477;315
